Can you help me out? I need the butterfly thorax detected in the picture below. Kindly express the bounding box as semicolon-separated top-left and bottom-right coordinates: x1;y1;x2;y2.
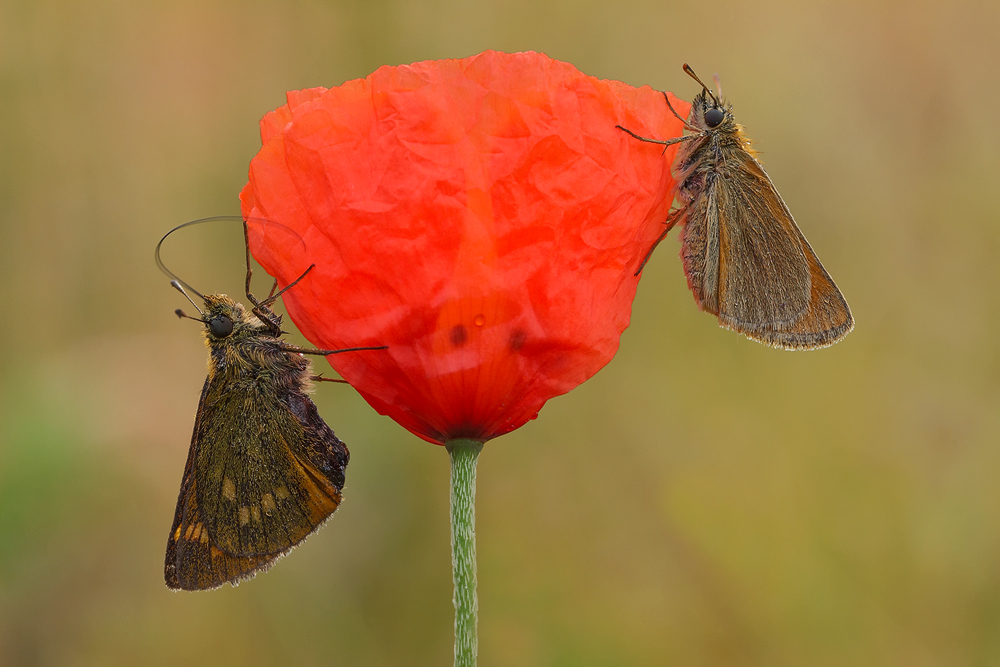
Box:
674;93;758;205
200;294;311;393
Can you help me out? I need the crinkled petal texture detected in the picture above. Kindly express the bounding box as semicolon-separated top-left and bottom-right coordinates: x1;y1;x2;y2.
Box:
240;50;689;445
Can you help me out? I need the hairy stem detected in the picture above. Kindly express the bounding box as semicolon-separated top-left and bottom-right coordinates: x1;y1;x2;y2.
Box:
447;438;483;667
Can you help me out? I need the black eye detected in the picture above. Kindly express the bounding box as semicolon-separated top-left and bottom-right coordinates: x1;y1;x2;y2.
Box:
209;315;234;337
705;107;725;128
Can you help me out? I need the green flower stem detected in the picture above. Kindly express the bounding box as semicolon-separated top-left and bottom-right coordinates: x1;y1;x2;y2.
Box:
447;438;483;667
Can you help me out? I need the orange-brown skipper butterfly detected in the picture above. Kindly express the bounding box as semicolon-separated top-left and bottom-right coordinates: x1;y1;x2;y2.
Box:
619;65;854;349
156;217;385;590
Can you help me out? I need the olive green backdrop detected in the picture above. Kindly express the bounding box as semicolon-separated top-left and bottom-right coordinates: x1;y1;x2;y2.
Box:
2;1;999;665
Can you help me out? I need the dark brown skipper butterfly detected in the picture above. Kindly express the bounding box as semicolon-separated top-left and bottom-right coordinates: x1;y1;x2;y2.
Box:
156;217;385;590
619;65;853;349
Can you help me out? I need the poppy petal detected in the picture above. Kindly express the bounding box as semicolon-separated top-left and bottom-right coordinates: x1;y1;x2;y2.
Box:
240;50;689;444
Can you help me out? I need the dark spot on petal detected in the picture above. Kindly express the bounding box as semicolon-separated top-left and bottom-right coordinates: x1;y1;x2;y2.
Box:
509;329;526;351
450;324;468;347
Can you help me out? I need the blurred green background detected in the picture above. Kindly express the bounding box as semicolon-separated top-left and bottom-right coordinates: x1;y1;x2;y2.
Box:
2;0;999;665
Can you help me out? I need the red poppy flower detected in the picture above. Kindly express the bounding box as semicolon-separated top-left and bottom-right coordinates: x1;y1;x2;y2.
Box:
239;50;689;445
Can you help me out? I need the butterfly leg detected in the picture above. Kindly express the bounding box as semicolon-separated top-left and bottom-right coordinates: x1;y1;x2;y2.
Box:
241;222;285;334
281;344;389;356
243;221;260;307
634;204;689;276
311;374;349;384
243;222;309;306
259;265;314;309
250;265;320;334
242;222;317;333
616;125;695;154
660;91;700;132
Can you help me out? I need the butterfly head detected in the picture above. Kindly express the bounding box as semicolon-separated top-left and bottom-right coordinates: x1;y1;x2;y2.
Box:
689;89;733;133
680;64;733;133
200;295;270;343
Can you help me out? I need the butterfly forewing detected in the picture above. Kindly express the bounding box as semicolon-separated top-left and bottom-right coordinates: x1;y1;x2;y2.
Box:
711;153;852;348
166;373;349;590
165;380;284;590
166;465;282;589
713;153;813;330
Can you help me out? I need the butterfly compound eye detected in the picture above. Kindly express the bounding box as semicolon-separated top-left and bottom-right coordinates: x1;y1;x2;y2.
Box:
705;107;725;128
209;315;234;338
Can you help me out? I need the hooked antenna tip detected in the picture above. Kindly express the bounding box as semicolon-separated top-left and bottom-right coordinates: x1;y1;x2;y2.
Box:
681;63;720;105
170;280;204;315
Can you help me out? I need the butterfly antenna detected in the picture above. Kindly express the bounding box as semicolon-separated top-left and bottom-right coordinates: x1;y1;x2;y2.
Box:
155;219;213;299
170;280;204;316
243;220;258;306
712;73;723;99
682;64;720;106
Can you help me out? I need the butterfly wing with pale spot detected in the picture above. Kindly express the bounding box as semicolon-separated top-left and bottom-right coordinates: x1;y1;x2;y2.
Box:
165;295;349;591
